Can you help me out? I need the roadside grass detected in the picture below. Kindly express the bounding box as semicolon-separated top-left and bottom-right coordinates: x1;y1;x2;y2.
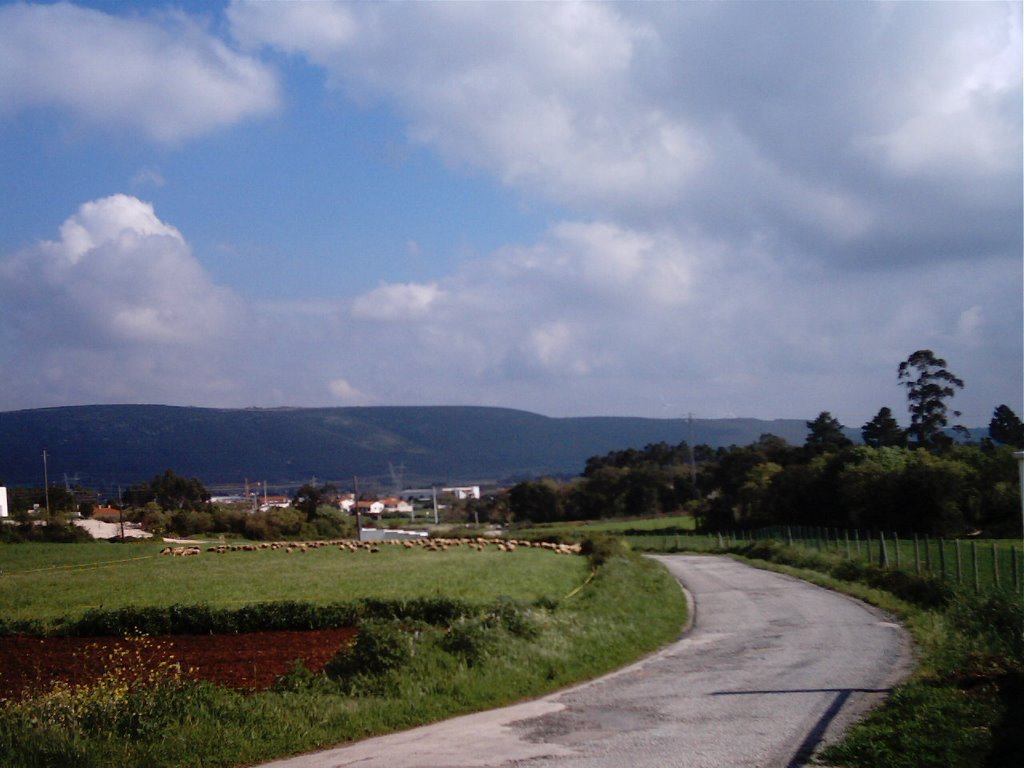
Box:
0;547;686;768
680;541;1023;768
517;513;696;539
630;532;1024;593
0;542;587;628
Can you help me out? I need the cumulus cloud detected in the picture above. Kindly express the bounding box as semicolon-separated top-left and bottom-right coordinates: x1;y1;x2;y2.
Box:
327;378;372;405
0;2;279;142
228;0;1020;266
0;195;248;404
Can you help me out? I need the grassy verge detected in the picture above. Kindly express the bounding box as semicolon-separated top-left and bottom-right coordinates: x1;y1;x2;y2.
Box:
515;514;696;539
694;541;1023;768
0;546;686;768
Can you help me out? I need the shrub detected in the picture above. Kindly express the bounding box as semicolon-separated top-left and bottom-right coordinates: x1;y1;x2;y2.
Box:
487;597;540;639
325;620;413;682
579;533;629;566
441;616;499;666
945;590;1024;668
861;568;953;610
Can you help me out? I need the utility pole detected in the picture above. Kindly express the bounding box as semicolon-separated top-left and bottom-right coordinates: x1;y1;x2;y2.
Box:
42;449;51;517
1014;451;1024;559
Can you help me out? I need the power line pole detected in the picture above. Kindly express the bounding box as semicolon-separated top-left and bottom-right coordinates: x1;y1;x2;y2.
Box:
42;449;51;516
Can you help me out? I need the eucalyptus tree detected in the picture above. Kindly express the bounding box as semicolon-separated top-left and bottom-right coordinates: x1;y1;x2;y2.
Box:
897;349;964;450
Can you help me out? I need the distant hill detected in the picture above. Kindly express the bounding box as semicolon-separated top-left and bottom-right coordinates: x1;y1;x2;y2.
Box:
0;404;816;492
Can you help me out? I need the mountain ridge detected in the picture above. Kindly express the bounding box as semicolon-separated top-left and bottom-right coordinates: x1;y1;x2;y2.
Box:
1;404;818;491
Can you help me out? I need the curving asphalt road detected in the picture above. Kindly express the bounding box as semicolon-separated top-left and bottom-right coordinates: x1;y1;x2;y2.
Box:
257;555;912;768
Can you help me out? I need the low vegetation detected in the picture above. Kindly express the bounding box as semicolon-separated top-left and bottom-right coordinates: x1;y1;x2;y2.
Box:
0;539;686;768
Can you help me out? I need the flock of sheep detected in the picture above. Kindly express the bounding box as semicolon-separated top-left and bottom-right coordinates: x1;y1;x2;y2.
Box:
160;537;582;557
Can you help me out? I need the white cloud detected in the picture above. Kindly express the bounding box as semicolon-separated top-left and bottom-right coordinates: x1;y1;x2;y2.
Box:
0;195;248;404
0;2;279;142
859;2;1022;177
229;0;1020;267
229;0;356;61
327;378;372;405
351;282;444;320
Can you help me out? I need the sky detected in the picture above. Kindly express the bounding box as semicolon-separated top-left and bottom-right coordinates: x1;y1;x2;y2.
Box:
0;0;1021;428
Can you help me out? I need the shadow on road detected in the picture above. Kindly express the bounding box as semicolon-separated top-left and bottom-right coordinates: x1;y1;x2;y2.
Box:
710;687;892;767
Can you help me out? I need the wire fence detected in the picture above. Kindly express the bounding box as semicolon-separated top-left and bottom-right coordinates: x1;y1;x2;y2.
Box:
626;526;1024;595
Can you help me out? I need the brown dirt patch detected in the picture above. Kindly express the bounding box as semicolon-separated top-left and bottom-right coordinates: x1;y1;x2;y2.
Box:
0;628;356;701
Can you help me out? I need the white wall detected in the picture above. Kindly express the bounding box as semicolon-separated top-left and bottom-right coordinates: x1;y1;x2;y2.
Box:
0;486;8;518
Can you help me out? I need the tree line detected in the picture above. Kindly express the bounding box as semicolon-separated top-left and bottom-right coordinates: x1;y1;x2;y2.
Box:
506;350;1024;537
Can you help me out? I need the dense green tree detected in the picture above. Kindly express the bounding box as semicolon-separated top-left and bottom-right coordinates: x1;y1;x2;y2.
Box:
291;483;324;521
125;469;210;512
988;404;1024;448
804;411;853;454
508;479;563;524
897;349;964;450
861;407;907;448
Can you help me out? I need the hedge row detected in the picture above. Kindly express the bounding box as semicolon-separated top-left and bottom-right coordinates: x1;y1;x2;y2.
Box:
0;596;487;638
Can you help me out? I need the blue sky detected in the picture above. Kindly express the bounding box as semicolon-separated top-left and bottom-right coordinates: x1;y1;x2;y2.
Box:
0;1;1021;427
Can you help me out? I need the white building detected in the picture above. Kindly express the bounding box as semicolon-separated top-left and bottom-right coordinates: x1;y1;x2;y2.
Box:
442;486;481;500
0;486;8;517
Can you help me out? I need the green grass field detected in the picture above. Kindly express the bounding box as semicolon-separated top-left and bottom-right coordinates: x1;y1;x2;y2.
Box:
518;514;696;538
0;541;590;625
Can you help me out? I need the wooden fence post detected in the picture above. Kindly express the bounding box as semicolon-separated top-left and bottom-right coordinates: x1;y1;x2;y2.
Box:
893;533;900;568
879;531;889;568
938;539;946;581
955;539;962;585
913;534;921;575
992;543;1000;590
972;540;979;593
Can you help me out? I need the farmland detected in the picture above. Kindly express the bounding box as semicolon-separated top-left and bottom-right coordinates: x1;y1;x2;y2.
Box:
0;539;589;627
0;538;687;768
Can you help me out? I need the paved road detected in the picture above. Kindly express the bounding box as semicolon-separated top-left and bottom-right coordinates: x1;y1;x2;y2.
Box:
258;555;912;768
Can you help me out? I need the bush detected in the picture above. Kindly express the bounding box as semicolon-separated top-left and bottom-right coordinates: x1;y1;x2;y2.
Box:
861;568;953;610
324;620;413;684
945;590;1024;668
441;616;499;666
579;533;629;566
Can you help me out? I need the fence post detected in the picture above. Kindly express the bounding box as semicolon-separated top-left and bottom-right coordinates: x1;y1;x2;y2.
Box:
992;543;1000;590
955;539;962;585
1012;547;1020;594
913;534;921;575
844;529;851;559
939;539;946;581
854;529;861;558
893;533;901;568
879;531;889;568
925;537;932;573
972;540;980;593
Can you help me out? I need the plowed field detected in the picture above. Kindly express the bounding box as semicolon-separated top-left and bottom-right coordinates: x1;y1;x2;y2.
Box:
0;628;357;701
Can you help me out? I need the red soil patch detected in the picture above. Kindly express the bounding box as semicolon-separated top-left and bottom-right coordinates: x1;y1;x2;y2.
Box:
0;628;357;701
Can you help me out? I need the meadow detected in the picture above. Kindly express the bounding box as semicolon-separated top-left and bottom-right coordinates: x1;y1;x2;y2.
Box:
518;513;697;538
0;540;588;627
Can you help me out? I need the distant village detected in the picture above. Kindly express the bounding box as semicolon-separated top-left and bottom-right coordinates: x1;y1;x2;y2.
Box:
0;481;486;542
